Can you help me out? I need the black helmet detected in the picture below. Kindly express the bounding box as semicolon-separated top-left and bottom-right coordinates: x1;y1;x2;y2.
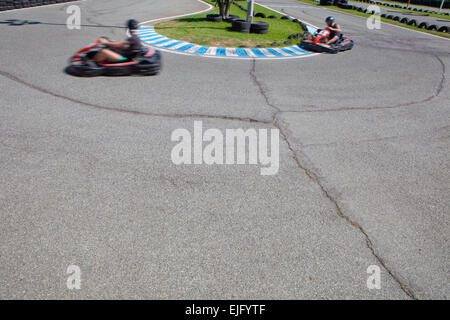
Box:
126;19;139;30
325;16;335;24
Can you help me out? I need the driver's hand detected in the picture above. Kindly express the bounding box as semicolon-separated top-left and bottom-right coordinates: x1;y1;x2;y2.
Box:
99;38;108;44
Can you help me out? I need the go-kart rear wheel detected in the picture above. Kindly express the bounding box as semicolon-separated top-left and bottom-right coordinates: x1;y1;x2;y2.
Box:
132;50;162;76
133;64;161;76
69;64;104;77
104;65;133;77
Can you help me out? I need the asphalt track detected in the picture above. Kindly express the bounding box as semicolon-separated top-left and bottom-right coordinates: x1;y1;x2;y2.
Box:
0;0;448;299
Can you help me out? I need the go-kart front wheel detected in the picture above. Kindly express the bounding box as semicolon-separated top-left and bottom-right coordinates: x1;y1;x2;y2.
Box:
69;64;104;77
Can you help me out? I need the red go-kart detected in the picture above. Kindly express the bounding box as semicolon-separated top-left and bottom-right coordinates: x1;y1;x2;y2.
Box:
68;38;162;77
299;28;354;54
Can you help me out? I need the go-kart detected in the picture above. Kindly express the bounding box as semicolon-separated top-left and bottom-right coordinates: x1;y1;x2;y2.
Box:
68;37;162;77
299;28;354;53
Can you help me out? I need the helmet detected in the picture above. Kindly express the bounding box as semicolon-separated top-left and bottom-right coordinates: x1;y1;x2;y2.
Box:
325;16;335;24
126;19;139;30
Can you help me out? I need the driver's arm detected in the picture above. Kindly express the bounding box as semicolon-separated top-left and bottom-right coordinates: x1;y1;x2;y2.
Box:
100;38;130;49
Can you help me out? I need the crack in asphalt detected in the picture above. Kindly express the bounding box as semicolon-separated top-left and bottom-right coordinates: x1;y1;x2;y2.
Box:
0;57;424;300
280;54;447;114
0;70;269;125
248;60;418;300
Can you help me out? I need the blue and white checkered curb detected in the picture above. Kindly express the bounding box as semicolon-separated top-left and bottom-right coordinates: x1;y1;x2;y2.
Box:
137;26;315;59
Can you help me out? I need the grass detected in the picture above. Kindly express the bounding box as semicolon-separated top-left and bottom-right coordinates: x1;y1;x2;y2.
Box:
296;0;450;38
154;0;303;48
350;0;450;20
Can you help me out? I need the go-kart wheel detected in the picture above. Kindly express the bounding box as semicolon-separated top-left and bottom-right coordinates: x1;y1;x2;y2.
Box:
133;50;162;75
138;67;161;76
104;65;133;77
69;64;104;77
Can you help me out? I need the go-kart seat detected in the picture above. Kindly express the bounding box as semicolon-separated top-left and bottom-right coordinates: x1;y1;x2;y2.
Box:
125;47;148;60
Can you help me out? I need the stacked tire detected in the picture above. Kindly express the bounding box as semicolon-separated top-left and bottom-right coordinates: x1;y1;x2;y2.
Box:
231;19;251;33
206;14;222;22
250;21;269;34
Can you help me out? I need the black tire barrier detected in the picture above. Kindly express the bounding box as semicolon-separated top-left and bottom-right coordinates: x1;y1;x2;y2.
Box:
393;16;401;21
224;15;240;23
386;15;394;19
133;51;162;76
281;15;291;20
357;7;364;12
400;17;409;24
254;12;266;18
320;0;333;5
271;42;280;46
283;41;291;45
292;18;300;23
288;33;302;40
268;15;278;19
438;26;449;33
337;3;353;9
408;19;417;26
381;13;387;18
69;65;104;77
418;21;429;29
206;14;223;22
231;19;251;33
250;21;269;34
427;24;437;30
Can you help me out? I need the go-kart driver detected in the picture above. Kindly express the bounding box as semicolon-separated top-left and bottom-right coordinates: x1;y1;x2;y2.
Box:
93;19;143;63
324;16;341;45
